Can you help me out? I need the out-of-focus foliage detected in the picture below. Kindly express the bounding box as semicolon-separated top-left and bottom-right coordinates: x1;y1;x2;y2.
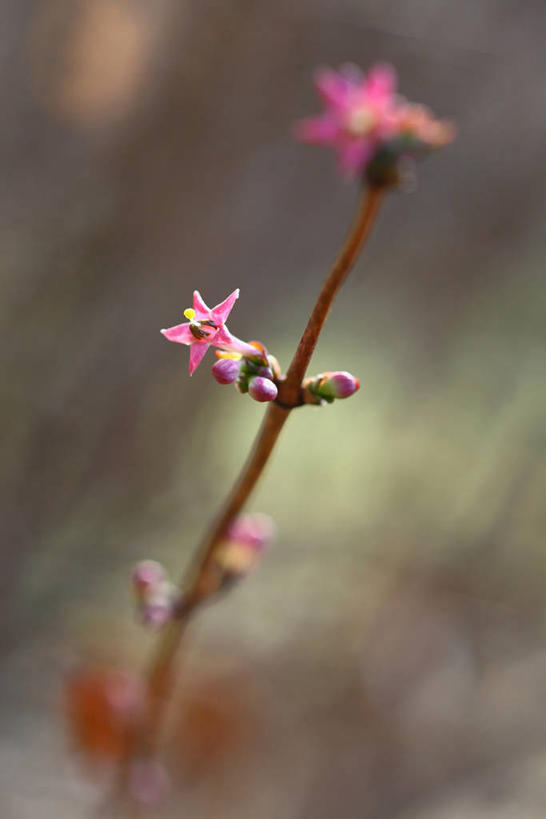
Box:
0;1;545;817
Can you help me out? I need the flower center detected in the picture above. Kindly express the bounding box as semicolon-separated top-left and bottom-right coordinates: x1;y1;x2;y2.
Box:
346;105;376;137
184;307;217;341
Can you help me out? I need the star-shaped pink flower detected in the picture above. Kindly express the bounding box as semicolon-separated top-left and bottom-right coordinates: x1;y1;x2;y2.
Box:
295;63;454;179
161;289;258;375
295;63;399;177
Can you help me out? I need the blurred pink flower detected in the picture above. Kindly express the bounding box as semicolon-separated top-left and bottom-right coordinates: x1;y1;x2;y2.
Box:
161;289;258;375
295;63;399;176
295;63;454;178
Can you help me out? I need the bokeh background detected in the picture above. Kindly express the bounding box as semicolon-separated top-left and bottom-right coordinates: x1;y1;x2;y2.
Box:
1;1;545;816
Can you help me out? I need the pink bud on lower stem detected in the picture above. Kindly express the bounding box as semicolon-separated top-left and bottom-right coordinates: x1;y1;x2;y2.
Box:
132;560;166;597
140;595;174;630
215;513;276;585
227;513;276;551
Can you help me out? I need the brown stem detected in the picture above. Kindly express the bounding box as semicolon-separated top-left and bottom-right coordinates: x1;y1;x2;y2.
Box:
132;185;383;765
278;186;383;406
138;402;290;755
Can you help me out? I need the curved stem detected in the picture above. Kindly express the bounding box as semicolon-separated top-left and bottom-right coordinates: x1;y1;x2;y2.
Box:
133;184;383;763
278;186;383;406
139;402;290;754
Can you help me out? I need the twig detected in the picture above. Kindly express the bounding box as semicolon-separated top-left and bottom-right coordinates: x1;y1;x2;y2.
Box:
130;184;383;765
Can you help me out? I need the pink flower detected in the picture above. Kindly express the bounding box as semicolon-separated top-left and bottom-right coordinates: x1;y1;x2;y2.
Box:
295;63;399;176
295;63;454;178
161;289;258;375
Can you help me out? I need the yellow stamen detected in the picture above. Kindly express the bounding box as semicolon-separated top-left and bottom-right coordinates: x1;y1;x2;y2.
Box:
215;350;242;360
184;308;196;320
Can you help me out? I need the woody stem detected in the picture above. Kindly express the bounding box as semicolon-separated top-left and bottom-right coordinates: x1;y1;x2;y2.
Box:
134;184;383;760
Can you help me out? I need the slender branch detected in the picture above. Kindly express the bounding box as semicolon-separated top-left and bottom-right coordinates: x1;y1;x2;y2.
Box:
186;402;291;598
278;186;383;406
131;184;383;767
138;402;290;754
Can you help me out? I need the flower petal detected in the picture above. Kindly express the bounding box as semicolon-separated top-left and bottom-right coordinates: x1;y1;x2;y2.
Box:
211;289;239;324
337;140;374;177
364;63;397;100
161;323;194;345
315;68;354;109
188;342;210;375
192;291;211;320
214;327;258;358
294;115;340;145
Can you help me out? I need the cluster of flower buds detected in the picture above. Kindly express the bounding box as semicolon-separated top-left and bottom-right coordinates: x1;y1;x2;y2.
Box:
131;560;178;629
214;513;275;588
212;346;282;404
296;63;455;186
302;370;360;405
161;289;282;406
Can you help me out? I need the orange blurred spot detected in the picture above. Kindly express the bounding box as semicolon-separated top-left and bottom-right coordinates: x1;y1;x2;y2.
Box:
176;674;257;776
65;666;145;761
29;0;154;125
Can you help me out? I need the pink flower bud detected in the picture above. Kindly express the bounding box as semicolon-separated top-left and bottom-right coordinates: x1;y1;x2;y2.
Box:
140;599;174;630
248;376;278;403
257;365;274;379
227;513;276;551
132;560;166;596
139;585;177;630
320;371;360;399
216;514;275;581
304;370;360;403
212;357;241;384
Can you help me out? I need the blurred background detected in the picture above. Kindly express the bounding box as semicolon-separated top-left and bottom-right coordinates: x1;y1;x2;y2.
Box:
1;1;545;816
